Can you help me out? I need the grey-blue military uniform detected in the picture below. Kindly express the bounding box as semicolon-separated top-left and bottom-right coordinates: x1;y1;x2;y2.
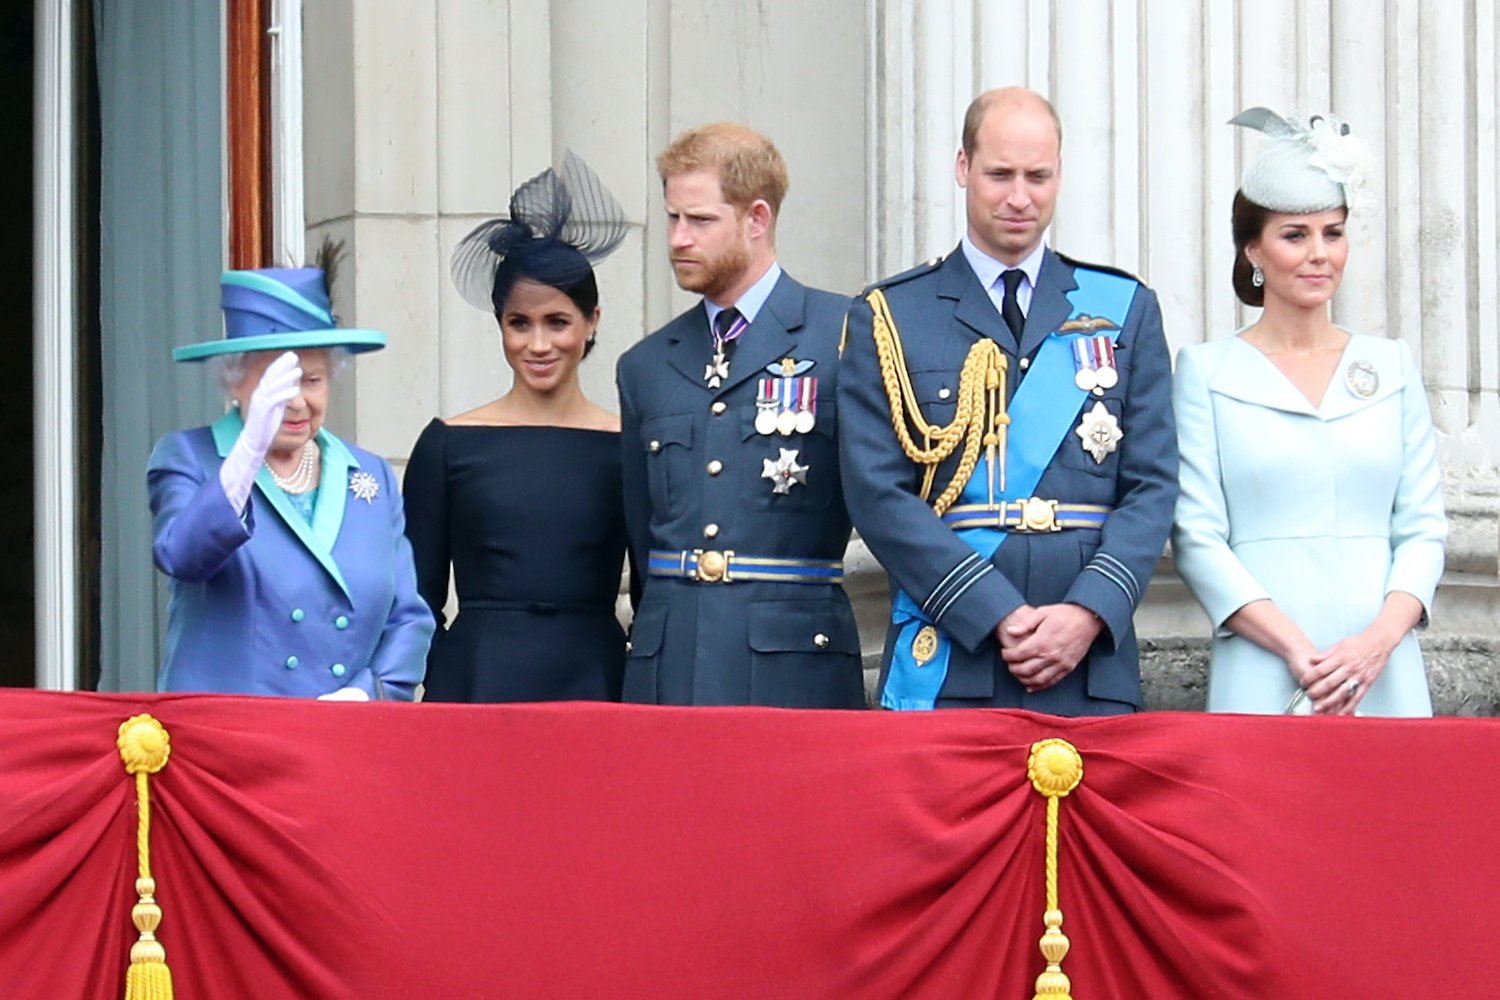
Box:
838;248;1178;714
616;271;865;707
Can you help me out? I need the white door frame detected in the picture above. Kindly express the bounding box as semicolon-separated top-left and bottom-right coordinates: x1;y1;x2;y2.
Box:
33;0;82;691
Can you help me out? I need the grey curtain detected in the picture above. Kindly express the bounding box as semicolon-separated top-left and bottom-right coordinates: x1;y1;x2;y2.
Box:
95;2;222;690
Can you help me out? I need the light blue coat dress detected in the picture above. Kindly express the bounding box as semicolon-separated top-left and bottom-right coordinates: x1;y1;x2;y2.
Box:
1172;332;1447;716
148;410;434;699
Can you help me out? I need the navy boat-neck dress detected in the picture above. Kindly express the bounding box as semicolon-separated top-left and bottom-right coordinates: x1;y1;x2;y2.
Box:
402;419;628;702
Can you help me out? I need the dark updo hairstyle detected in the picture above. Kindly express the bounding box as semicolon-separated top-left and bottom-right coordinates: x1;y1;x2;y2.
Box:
1230;190;1274;307
489;238;601;357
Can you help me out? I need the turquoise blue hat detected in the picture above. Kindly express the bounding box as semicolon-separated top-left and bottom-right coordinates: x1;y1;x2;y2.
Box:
172;268;388;362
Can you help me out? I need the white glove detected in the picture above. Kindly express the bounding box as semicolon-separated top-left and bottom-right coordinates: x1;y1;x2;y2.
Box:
219;351;303;514
317;686;371;702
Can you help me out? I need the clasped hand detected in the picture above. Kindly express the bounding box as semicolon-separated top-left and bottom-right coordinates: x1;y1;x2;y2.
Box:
996;603;1102;693
1291;630;1397;715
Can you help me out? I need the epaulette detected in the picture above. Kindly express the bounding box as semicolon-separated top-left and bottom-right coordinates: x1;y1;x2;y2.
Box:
1056;252;1142;285
861;255;945;295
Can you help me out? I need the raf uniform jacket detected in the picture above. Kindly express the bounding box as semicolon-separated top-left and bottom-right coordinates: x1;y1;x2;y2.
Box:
616;271;865;707
838;247;1177;713
148;411;435;699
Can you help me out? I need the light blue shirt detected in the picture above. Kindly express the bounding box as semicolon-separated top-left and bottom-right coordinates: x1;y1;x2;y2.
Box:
704;261;784;331
960;235;1045;319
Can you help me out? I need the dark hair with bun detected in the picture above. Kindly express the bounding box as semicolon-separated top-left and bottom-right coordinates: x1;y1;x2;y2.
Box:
1230;190;1273;307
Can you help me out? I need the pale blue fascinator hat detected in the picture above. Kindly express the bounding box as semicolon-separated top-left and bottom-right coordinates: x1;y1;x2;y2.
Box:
1230;107;1377;216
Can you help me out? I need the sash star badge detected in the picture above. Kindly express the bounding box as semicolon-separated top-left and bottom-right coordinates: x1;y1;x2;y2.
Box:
1075;402;1123;463
348;470;381;503
761;448;809;494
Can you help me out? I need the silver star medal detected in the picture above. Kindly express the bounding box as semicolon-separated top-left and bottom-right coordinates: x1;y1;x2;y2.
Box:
1075;402;1123;463
761;448;809;495
705;352;730;389
348;470;381;503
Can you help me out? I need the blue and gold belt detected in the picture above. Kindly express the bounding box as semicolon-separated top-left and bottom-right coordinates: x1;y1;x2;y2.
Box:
647;549;844;585
941;499;1111;532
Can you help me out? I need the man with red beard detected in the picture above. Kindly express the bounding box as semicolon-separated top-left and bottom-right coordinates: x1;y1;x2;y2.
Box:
616;123;865;707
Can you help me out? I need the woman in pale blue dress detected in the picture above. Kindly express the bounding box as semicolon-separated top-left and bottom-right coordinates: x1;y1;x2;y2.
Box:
1173;109;1446;716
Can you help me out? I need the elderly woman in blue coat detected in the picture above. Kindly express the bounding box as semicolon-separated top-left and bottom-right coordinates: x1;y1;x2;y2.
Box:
148;262;434;699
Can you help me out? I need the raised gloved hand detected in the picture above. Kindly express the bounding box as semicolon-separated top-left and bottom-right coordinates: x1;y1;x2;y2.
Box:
219;351;303;514
316;686;371;702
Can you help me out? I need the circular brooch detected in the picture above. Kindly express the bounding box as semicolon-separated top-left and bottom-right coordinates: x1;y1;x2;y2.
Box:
1345;359;1379;398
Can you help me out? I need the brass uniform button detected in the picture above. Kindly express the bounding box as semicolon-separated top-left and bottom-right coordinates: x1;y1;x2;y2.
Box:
1019;357;1031;370
711;402;727;415
707;460;723;476
703;523;720;539
648;440;662;453
937;387;951;400
813;633;830;649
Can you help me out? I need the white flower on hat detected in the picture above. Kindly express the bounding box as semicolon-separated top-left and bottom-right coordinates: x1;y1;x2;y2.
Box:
1306;116;1377;217
1230;107;1378;217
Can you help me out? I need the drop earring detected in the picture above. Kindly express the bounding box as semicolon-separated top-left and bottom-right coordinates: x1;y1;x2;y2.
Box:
1251;263;1264;288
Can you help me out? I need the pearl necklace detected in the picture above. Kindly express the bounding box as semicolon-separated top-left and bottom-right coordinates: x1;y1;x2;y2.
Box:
269;441;319;495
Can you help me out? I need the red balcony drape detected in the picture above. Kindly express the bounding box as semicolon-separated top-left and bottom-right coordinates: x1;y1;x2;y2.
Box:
0;690;1493;998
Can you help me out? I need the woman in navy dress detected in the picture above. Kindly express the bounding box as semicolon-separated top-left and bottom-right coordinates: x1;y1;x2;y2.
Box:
403;153;631;702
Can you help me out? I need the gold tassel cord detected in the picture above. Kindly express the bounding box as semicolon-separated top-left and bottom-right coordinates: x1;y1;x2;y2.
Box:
866;289;1009;515
1028;739;1084;1000
117;714;175;1000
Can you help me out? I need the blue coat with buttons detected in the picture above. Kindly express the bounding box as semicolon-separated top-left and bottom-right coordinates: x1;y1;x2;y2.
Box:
838;247;1177;713
616;271;865;707
147;411;434;699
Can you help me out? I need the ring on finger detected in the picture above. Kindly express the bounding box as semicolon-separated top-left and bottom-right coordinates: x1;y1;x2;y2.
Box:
1345;678;1361;697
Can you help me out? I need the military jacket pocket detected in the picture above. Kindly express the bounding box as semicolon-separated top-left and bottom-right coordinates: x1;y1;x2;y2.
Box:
640;412;695;518
737;401;838;511
909;368;959;427
625;601;667;658
747;598;860;655
747;598;865;708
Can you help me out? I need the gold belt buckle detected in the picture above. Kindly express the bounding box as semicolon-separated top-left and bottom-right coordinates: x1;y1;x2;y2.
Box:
1019;497;1061;532
693;549;733;583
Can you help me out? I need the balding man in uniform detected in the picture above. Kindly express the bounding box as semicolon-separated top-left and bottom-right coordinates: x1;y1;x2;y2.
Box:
839;88;1177;715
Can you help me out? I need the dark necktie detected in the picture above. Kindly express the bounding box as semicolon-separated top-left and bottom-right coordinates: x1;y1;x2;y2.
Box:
714;306;748;346
705;307;748;388
1000;269;1026;340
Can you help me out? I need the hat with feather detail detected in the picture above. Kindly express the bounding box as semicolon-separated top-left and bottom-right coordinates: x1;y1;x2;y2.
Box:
174;241;386;362
1231;107;1377;217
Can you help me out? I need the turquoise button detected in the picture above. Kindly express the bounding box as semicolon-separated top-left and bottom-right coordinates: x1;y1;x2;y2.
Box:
291;609;305;622
331;663;347;678
335;615;350;630
285;656;299;669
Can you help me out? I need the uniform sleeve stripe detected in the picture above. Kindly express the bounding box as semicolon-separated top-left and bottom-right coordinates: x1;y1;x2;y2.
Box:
924;553;982;616
1084;562;1135;605
1092;552;1140;602
931;563;994;621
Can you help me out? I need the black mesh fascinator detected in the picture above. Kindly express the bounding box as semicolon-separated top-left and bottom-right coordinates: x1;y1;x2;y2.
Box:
450;150;628;312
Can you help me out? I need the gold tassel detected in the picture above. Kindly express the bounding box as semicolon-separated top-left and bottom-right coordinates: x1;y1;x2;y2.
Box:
117;715;175;1000
1028;738;1084;1000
